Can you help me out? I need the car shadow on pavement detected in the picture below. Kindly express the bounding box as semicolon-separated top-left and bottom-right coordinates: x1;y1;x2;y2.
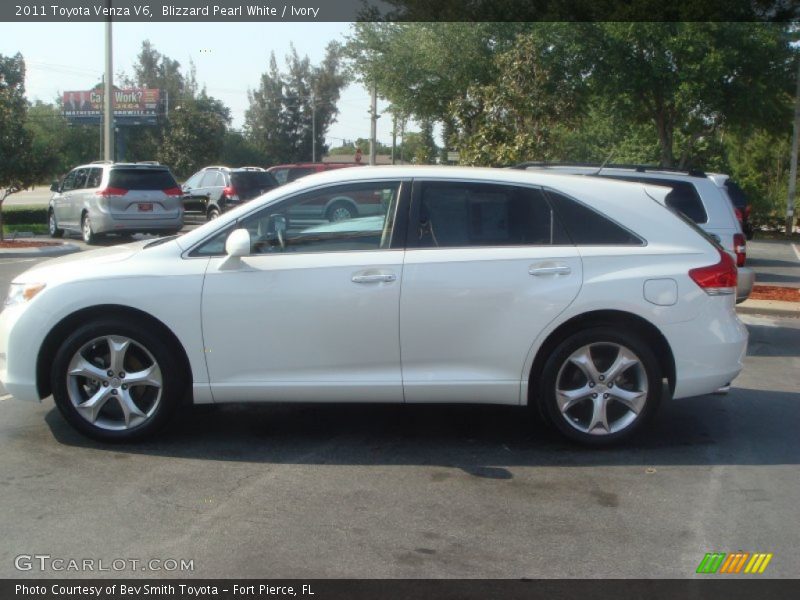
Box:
44;385;800;473
746;324;800;357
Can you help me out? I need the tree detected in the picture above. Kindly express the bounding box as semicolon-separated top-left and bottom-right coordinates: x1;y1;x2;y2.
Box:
158;90;230;179
245;43;347;164
583;23;794;167
26;101;98;180
0;53;38;240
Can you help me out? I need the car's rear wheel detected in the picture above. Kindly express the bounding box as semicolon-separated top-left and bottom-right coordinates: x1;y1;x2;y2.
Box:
207;207;220;221
538;327;662;446
51;319;185;442
81;212;97;244
48;209;64;238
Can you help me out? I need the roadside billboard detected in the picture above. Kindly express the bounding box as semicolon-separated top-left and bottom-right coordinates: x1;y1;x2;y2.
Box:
62;87;162;123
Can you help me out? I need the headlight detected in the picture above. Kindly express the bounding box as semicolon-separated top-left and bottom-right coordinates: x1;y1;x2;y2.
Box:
4;283;46;307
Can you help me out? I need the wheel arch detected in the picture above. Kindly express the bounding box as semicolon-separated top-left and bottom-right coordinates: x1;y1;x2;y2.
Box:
36;304;193;402
527;309;676;406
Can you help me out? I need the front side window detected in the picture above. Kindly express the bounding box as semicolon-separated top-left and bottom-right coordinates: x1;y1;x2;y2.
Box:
60;169;80;192
193;181;401;256
413;181;568;248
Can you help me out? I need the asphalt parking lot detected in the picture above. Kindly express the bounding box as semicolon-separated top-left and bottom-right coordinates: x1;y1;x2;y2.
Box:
0;255;798;579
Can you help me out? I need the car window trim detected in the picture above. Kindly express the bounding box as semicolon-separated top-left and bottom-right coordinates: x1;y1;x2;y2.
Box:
183;177;412;259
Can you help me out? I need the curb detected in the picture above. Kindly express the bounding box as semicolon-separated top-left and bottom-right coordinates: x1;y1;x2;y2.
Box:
736;299;800;319
0;242;81;259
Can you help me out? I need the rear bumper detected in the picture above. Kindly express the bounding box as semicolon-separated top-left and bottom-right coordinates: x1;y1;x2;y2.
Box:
93;213;183;234
661;298;748;399
736;266;755;304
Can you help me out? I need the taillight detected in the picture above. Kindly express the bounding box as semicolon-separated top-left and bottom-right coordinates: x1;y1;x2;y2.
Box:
733;233;746;267
223;186;240;201
163;186;183;196
95;187;127;197
689;248;738;295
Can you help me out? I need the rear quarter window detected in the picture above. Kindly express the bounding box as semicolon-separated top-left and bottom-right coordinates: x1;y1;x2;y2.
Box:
545;190;644;245
599;175;708;224
109;169;178;190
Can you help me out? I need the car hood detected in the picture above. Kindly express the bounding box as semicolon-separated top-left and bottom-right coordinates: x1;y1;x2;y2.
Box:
13;239;151;284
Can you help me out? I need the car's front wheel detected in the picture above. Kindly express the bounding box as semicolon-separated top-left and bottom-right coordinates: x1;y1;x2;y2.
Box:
48;209;64;238
538;327;662;446
51;318;185;442
207;206;220;221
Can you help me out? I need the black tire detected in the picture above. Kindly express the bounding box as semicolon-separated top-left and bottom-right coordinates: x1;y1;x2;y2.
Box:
537;326;662;446
81;212;98;244
48;209;64;238
207;206;220;221
326;200;357;222
51;318;186;442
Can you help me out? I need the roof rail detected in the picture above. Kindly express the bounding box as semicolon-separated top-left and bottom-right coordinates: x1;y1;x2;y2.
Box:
136;160;160;165
90;160;114;165
204;165;230;170
513;161;707;178
238;166;266;171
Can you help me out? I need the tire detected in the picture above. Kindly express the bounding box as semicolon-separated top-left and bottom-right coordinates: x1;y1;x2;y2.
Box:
537;326;662;446
207;206;220;221
326;201;357;222
81;212;98;244
48;209;64;238
51;318;186;442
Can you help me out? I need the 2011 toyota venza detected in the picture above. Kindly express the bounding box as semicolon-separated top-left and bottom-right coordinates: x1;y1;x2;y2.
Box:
0;167;748;445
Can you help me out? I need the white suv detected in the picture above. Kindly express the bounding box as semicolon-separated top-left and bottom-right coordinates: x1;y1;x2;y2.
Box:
518;164;754;302
1;167;748;445
48;161;184;244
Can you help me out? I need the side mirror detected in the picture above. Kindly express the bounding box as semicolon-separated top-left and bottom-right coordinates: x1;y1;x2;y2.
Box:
270;213;287;234
225;229;251;257
50;181;60;192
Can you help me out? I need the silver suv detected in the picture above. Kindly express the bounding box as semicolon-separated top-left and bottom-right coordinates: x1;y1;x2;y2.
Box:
517;164;755;302
48;161;184;244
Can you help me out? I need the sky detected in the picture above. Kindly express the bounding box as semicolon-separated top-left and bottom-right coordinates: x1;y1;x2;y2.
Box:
0;22;398;151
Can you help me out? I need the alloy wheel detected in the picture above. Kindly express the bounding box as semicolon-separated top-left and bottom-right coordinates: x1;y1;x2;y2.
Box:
555;342;648;435
65;335;163;431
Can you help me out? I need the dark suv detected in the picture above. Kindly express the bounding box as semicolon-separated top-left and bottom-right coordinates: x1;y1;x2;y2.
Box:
181;167;279;220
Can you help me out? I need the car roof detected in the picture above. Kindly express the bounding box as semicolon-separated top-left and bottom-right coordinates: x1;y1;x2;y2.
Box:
521;164;708;182
76;161;169;170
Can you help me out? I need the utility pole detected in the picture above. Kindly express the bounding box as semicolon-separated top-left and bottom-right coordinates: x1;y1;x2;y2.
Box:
391;111;397;165
311;91;316;162
369;84;378;166
103;4;114;161
786;56;800;237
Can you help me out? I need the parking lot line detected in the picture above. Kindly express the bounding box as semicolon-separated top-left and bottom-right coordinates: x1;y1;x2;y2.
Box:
792;243;800;262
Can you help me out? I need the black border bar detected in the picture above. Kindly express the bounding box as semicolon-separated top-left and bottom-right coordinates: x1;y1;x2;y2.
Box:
2;0;799;22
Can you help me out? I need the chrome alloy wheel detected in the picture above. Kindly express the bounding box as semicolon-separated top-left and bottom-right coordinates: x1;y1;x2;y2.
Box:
65;335;163;431
49;212;57;235
555;342;648;435
330;206;354;221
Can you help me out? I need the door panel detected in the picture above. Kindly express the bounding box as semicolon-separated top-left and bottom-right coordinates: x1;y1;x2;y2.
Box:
202;251;404;402
400;180;582;405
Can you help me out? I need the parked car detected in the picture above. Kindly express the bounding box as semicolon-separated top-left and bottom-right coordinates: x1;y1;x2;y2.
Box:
2;167;747;446
267;162;362;186
707;173;754;240
516;163;754;303
181;166;279;221
48;161;184;244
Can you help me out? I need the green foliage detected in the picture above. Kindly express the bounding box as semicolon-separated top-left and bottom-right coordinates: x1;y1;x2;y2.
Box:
25;101;98;181
0;53;37;193
245;43;347;164
219;130;269;169
158;91;230;179
1;207;47;224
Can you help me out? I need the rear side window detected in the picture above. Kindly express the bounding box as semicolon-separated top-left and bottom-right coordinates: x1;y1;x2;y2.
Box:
546;190;643;245
599;175;708;224
231;172;278;197
414;182;569;248
287;167;315;182
109;168;178;190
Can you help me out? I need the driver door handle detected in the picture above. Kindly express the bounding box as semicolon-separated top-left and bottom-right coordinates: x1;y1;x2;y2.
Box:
529;264;571;276
352;273;397;284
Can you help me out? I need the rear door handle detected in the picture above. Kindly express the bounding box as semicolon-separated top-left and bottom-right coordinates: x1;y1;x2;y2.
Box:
529;265;571;276
352;273;397;284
